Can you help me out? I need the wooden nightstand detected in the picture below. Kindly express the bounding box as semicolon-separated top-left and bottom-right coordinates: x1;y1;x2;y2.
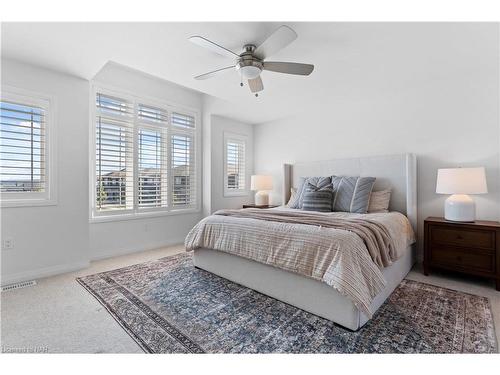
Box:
242;204;279;209
424;217;500;291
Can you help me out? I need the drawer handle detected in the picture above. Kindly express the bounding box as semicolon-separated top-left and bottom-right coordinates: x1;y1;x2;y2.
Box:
456;256;462;262
456;235;464;240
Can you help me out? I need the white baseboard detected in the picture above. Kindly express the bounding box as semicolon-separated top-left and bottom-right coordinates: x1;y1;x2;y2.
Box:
90;237;185;261
1;260;90;287
2;238;185;286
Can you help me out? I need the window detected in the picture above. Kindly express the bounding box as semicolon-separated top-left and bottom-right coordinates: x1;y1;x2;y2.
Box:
0;88;55;207
224;132;247;196
92;87;198;220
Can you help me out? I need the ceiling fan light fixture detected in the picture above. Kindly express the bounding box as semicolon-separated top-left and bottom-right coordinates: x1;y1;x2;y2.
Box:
190;25;314;95
238;65;261;79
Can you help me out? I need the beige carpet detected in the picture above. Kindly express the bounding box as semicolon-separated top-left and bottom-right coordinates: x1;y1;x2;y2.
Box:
1;245;499;353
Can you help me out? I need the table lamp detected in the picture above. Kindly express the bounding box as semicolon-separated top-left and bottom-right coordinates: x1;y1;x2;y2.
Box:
436;167;487;222
251;175;273;206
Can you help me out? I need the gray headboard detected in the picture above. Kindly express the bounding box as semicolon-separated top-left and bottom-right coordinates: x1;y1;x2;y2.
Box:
282;153;417;231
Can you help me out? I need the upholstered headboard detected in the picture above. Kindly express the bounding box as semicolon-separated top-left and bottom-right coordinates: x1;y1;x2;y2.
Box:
282;153;417;231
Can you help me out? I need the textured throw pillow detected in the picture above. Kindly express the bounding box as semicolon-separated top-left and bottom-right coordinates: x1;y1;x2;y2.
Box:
285;188;298;208
302;183;334;212
368;189;392;213
289;176;332;209
331;176;376;213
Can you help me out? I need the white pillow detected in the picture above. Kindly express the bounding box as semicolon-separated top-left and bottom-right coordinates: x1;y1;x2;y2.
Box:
368;189;392;213
285;188;298;208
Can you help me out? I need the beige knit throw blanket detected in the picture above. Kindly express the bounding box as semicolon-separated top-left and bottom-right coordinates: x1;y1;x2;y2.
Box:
213;208;396;268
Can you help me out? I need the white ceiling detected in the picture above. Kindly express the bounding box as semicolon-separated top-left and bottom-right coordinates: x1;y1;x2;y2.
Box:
1;22;496;124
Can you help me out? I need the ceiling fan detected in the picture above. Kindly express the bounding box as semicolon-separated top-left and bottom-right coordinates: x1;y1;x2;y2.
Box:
189;25;314;96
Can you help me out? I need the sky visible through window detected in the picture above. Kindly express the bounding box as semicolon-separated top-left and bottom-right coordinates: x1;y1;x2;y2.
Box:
0;101;44;192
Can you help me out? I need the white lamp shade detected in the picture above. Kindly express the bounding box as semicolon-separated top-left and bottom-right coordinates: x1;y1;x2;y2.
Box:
436;167;487;195
250;175;273;191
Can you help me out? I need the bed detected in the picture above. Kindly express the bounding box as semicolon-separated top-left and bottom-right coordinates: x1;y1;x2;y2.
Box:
187;153;417;331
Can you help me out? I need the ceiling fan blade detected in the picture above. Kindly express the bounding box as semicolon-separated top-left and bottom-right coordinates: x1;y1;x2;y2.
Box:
189;36;239;59
263;62;314;76
254;25;298;59
248;76;264;93
194;66;235;80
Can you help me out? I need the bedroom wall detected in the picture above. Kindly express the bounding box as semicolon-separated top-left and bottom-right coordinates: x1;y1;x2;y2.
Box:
1;59;90;284
201;96;254;214
209;115;254;212
253;23;500;259
89;62;204;260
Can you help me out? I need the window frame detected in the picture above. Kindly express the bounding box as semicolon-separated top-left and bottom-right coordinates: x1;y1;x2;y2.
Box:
0;86;57;208
223;132;249;197
89;83;200;223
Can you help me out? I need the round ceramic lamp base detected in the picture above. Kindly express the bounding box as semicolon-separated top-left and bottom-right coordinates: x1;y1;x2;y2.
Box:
255;191;269;206
444;194;475;222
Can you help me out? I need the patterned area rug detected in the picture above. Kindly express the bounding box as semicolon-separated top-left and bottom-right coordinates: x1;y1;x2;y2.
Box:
77;253;497;353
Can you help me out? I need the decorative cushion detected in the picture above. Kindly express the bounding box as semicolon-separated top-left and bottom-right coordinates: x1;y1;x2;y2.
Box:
368;189;392;213
290;176;332;209
331;176;376;213
302;183;334;212
285;188;298;208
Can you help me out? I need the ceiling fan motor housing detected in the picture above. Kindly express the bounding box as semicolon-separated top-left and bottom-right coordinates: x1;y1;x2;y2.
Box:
236;44;263;79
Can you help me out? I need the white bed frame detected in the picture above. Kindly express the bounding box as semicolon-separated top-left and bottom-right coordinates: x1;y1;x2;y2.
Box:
194;153;417;331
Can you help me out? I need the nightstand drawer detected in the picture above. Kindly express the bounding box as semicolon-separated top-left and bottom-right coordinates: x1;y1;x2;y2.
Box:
430;245;495;274
430;226;495;250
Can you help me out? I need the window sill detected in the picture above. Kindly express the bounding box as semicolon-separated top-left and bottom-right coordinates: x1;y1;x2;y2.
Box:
89;207;201;223
1;198;57;208
223;191;250;198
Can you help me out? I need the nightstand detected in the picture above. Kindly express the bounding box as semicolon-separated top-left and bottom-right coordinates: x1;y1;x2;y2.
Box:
242;204;279;209
424;217;500;291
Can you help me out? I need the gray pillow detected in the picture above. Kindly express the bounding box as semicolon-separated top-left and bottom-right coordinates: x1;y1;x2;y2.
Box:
302;183;333;212
331;176;376;213
289;176;332;209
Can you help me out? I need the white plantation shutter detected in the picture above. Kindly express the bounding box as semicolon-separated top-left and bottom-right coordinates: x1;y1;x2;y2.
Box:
95;93;134;212
224;133;247;195
0;100;46;193
172;112;195;129
96;93;134;116
138;104;169;123
171;132;195;207
138;104;168;209
92;88;198;218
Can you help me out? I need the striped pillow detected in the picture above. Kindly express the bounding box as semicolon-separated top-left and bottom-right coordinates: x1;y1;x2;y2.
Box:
302;183;334;212
331;176;376;213
290;176;332;209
